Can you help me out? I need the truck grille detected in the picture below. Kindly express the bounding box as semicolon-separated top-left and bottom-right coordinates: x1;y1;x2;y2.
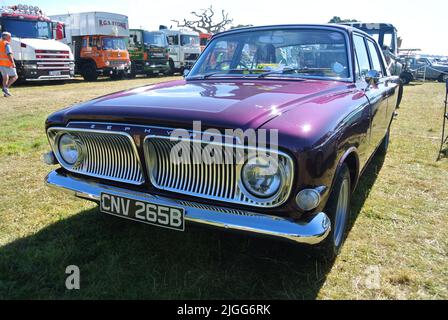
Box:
184;53;199;61
47;128;144;185
35;50;72;70
109;60;128;67
144;137;294;208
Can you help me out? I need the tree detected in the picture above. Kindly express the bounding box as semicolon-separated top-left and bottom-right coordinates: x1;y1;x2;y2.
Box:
172;6;233;34
329;16;359;24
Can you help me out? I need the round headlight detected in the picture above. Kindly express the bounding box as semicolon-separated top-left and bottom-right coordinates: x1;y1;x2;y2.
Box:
241;156;283;198
58;134;80;165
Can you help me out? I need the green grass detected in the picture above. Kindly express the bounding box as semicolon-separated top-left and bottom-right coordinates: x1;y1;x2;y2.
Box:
0;78;447;299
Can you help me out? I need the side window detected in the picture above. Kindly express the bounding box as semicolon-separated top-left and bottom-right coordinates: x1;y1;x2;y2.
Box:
88;36;94;48
353;35;371;79
367;40;384;75
82;38;87;48
168;35;179;45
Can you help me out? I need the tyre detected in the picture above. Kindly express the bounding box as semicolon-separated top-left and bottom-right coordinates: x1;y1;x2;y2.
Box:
438;73;448;83
400;72;413;85
127;68;137;79
111;71;125;80
314;164;351;261
168;59;175;75
81;62;98;81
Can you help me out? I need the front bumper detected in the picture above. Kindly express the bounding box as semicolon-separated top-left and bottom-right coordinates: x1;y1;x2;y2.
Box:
45;170;331;245
17;61;75;81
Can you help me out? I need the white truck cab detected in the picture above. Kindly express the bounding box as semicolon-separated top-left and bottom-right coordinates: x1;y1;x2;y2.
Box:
159;27;201;74
0;4;74;81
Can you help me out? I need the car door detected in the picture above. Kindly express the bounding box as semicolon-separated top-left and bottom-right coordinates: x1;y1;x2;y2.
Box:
366;38;398;134
353;34;389;155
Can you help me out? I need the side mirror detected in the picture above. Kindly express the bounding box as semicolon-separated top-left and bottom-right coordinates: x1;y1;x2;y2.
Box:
183;69;190;78
365;70;381;85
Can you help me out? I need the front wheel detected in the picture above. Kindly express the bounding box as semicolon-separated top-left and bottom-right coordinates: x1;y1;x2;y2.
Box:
438;73;448;83
314;164;351;261
81;62;98;81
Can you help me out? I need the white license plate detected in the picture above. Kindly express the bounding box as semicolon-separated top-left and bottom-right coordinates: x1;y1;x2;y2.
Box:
49;71;62;76
100;193;185;231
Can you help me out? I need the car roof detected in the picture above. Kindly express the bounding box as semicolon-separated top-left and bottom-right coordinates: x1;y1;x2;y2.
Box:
212;24;374;40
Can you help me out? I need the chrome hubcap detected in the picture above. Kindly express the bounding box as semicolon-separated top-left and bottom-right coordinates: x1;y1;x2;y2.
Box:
334;179;350;247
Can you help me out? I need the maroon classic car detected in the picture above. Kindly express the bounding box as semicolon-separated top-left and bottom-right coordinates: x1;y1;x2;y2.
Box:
44;25;401;259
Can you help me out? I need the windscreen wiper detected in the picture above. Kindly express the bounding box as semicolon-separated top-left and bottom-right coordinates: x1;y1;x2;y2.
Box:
257;67;302;78
190;69;263;80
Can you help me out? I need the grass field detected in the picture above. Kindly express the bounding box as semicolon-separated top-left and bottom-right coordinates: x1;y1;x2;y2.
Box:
0;78;447;299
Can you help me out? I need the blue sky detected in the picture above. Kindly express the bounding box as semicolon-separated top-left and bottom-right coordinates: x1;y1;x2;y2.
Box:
2;0;447;55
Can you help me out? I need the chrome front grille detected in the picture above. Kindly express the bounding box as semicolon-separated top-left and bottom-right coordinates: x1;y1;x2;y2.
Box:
47;128;144;185
144;136;294;208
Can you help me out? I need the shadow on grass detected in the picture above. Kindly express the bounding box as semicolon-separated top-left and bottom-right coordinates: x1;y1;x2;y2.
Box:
0;153;385;300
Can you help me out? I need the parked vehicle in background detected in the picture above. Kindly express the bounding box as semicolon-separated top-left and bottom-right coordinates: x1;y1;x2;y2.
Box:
341;23;412;83
128;29;170;77
199;33;212;52
159;27;201;74
44;24;401;260
50;12;131;81
404;56;448;82
0;4;74;82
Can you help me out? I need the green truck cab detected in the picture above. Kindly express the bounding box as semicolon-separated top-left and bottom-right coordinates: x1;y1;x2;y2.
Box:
128;29;170;77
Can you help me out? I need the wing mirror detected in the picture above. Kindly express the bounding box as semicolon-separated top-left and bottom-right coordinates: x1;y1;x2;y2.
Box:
365;70;381;85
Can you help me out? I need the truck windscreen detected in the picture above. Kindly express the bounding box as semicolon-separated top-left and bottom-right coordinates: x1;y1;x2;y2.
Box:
144;32;167;48
2;18;52;39
102;37;126;50
181;35;199;46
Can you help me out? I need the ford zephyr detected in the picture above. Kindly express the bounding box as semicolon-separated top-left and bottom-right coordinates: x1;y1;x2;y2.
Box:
44;25;401;259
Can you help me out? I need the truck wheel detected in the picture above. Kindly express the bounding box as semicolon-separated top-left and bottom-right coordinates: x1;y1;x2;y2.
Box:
168;59;175;75
314;164;351;261
127;69;137;79
111;71;125;80
81;62;98;81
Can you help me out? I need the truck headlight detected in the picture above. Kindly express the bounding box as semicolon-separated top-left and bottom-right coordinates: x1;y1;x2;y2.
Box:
24;64;37;69
241;156;283;198
105;61;110;67
58;134;81;166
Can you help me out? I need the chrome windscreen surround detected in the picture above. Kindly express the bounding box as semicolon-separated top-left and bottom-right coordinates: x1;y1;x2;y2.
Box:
144;135;295;208
47;127;145;185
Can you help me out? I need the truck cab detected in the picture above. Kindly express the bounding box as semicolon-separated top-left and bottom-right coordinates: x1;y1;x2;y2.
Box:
160;28;201;74
0;4;75;82
128;29;170;77
199;33;212;52
77;35;130;80
341;23;405;80
50;12;131;81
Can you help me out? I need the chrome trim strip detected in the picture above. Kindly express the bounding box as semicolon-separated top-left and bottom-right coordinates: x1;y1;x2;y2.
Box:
45;170;330;245
46;127;145;185
143;135;295;208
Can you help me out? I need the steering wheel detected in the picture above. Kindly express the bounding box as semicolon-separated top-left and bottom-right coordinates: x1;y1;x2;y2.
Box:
216;60;250;71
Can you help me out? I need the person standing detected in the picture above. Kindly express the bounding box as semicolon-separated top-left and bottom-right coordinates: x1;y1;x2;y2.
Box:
0;32;18;97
